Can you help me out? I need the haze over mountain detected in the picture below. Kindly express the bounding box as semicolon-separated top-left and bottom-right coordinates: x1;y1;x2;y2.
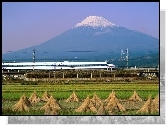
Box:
2;16;159;67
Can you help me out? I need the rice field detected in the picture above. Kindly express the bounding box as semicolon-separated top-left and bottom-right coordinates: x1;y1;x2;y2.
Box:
2;82;159;115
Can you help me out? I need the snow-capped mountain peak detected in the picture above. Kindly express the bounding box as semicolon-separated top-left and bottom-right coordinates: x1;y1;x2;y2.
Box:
74;16;117;28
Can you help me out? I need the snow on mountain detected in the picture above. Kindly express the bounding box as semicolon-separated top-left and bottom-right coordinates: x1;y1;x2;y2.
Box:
74;16;117;28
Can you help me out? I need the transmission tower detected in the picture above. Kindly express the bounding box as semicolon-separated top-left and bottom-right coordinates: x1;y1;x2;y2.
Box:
126;48;129;69
32;49;36;71
120;48;129;69
33;49;36;63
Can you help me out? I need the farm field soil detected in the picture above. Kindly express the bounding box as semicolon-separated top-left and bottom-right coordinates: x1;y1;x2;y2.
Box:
2;99;148;115
2;82;159;115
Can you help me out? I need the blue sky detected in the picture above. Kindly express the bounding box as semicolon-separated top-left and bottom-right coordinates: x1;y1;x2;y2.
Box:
2;2;159;54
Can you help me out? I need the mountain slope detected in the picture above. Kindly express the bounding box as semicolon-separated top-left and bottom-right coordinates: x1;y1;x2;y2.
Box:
2;16;159;66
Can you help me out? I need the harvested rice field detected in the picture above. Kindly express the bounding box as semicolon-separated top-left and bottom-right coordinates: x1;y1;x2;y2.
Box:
2;82;159;115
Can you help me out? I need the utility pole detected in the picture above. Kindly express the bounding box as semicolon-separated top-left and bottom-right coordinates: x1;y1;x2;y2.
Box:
33;49;36;70
33;49;36;63
126;48;129;69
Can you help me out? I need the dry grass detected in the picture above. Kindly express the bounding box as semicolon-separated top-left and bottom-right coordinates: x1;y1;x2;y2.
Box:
136;94;159;114
28;91;40;104
65;91;79;102
104;90;116;104
105;95;126;113
96;102;106;115
41;91;50;102
128;91;142;101
12;94;31;112
151;94;159;113
75;95;97;113
91;93;103;108
40;95;61;115
91;93;106;115
75;93;107;115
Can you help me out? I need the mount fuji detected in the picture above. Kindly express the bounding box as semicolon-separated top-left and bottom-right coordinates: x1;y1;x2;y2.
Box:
2;16;159;66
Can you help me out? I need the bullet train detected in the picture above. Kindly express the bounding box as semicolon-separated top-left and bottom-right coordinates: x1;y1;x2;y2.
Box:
2;61;115;71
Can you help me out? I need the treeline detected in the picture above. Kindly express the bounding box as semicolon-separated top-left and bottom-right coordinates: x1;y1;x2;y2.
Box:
25;70;138;78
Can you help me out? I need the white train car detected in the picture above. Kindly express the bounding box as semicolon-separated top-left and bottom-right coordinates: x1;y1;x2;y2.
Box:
2;61;115;71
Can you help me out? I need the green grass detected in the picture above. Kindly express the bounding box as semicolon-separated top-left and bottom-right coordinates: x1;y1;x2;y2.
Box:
2;83;159;100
